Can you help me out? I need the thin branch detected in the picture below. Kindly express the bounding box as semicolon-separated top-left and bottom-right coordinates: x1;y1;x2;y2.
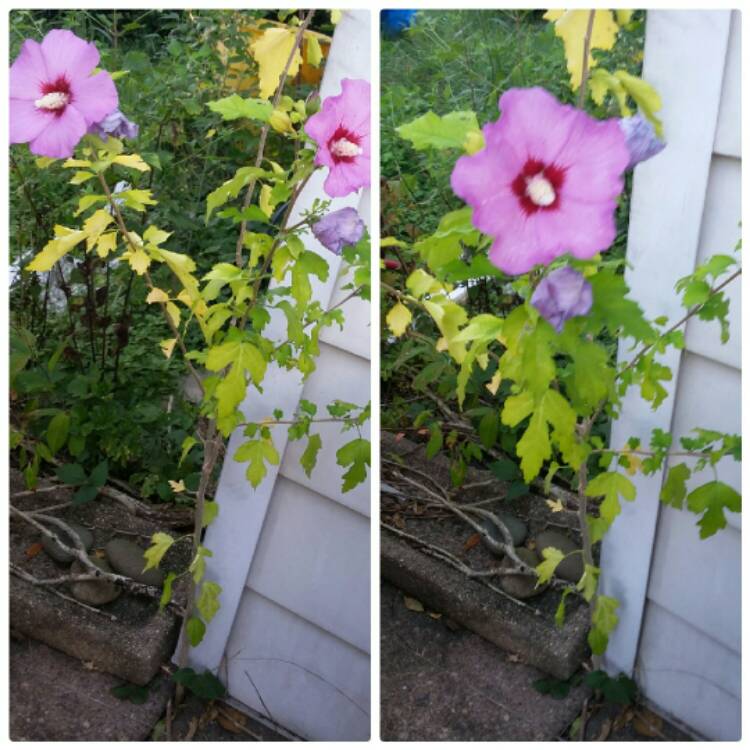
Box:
96;172;205;396
234;9;316;267
619;267;742;379
577;10;597;109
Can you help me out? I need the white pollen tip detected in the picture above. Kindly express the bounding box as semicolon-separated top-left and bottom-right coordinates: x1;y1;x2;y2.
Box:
330;138;362;158
35;91;69;111
526;174;556;207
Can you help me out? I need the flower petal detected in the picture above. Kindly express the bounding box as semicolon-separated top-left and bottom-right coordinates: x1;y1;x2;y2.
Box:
9;39;48;100
28;104;88;159
497;87;581;165
323;158;369;198
70;70;119;125
558;117;629;201
10;98;52;144
40;29;100;83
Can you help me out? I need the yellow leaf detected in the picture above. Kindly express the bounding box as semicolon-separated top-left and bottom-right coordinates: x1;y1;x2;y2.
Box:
463;129;485;154
250;27;303;99
330;10;342;24
544;9;619;90
96;231;118;258
83;209;114;251
486;369;502;396
69;170;95;185
112;153;151;172
35;156;57;169
306;34;323;67
146;287;170;304
269;108;294;133
160;338;177;358
615;9;634;25
546;498;565;513
622;450;643;476
166;301;181;327
168;479;186;493
62;158;91;169
143;225;172;247
259;184;273;217
122;246;150;275
386;303;412;337
26;226;87;272
614;70;664;138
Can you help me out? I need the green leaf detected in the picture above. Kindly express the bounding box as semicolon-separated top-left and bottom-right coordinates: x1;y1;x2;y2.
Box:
111;682;150;704
171;668;226;700
300;433;322;477
88;460;109;488
56;463;87;486
425;423;443;459
72;484;99;505
584;670;637;705
396;110;480;151
588;270;654;342
536;546;564;585
586;471;636;531
516;409;550;483
202;500;219;528
160;572;176;610
46;412;70;454
660;463;691;508
180;436;198;466
186;616;206;647
478;411;499;449
576;563;600;603
196;581;222;623
336;437;371;492
686;481;741;538
207;94;273;122
489;458;520;482
206;338;267;386
588;595;620;655
189;545;213;584
143;532;175;572
555;588;575;628
234;437;280;488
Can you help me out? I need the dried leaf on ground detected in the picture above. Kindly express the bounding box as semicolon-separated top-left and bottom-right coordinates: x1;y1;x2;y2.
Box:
427;612;442;620
633;708;664;737
403;595;424;612
463;532;481;551
25;542;43;558
216;705;248;734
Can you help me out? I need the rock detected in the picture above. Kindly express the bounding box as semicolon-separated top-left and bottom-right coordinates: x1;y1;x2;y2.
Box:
70;558;120;606
480;513;528;552
105;538;164;587
41;522;94;564
499;547;545;600
535;530;584;583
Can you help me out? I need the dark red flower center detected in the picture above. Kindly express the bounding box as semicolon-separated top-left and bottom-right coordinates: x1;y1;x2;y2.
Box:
35;75;72;117
511;158;566;216
327;125;362;164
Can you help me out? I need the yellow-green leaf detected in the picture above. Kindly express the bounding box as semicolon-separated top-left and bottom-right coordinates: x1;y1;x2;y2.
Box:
386;303;412;337
143;532;175;572
250;27;303;99
26;226;87;272
544;9;619;90
160;338;177;358
306;34;323;67
113;153;151;172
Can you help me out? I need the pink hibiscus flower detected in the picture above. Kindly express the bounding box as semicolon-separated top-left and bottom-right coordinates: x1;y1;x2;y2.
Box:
451;87;630;275
304;78;370;198
10;29;119;159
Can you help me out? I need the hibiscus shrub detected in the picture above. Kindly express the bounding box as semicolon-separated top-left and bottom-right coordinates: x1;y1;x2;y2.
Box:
382;9;741;660
10;8;371;661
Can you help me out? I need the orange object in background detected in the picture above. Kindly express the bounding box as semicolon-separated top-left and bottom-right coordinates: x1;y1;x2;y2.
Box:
217;18;331;94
